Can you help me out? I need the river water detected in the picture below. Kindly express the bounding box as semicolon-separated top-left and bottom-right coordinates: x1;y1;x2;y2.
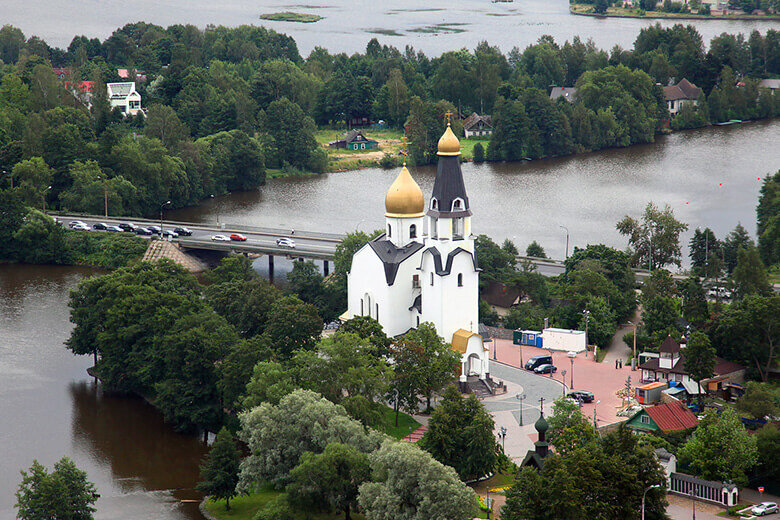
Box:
0;264;206;520
168;119;780;263
0;94;777;520
6;0;780;55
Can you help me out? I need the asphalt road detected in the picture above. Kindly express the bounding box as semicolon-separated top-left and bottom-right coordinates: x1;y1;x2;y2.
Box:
58;215;339;259
486;361;566;426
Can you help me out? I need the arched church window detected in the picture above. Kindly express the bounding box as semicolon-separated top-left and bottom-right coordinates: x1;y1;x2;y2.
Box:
409;224;417;238
430;273;434;286
458;273;463;287
375;303;379;320
452;198;463;211
431;198;438;210
387;225;391;237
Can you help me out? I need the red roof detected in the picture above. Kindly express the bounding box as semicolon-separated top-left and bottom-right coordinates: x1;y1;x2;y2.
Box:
645;401;698;432
65;80;95;93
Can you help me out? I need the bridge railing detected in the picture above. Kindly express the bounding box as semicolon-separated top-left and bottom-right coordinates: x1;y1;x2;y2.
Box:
50;211;346;242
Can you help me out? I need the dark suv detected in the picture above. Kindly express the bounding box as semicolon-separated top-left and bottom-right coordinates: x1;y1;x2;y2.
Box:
173;227;193;236
118;222;137;232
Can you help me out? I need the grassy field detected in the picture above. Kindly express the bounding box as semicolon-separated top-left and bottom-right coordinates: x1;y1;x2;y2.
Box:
315;128;488;172
259;11;323;23
205;486;366;520
378;404;421;439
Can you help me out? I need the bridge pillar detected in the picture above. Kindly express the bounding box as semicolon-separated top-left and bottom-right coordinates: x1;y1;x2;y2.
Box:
323;260;329;276
268;254;274;282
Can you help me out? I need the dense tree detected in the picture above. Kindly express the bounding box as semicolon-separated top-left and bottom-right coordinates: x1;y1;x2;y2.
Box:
419;385;499;480
712;295;778;382
15;457;99;520
756;171;779;267
736;381;780;420
263;295;323;358
502;425;666;520
243;360;298;408
722;223;754;274
617;202;688;270
680;277;709;326
683;331;715;403
732;245;771;299
288;443;371;520
237;390;383;490
358;440;478;520
198;428;241;510
547;396;597;454
144;104;190;150
390;323;460;412
689;227;721;277
260;97;320;171
526;240;546;258
640;269;677;304
679;408;758;486
338;316;392;358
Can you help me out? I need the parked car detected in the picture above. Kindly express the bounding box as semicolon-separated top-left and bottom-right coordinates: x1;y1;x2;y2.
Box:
118;222;137;232
567;390;594;403
752;502;779;516
173;226;192;236
211;234;229;241
525;354;553;371
276;237;296;248
135;227;153;236
534;364;557;374
161;229;179;239
92;222;108;230
71;223;90;231
147;225;162;234
229;233;247;242
68;220;87;229
106;225;123;232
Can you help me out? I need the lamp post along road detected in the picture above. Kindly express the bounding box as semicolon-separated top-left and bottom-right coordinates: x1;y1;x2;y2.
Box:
559;225;569;259
160;200;171;234
516;393;526;426
642;484;660;520
568;351;576;389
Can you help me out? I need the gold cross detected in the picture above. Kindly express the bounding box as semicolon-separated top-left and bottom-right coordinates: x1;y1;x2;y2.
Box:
445;110;453;125
401;135;408;157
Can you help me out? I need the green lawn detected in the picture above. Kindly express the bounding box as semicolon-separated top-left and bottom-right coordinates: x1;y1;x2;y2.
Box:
205;485;366;520
377;404;421;440
204;487;281;520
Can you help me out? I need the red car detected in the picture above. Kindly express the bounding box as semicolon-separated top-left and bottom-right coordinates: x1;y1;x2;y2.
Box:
229;233;247;242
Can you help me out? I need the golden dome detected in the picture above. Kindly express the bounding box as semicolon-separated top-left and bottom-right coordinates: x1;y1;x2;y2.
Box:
437;123;460;156
385;165;425;218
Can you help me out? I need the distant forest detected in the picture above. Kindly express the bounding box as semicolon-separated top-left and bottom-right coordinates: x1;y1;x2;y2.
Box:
0;22;778;216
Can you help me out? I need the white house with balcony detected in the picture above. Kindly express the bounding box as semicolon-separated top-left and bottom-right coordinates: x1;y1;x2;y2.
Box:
107;82;143;117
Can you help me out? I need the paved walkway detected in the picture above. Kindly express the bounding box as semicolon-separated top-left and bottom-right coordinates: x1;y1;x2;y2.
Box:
488;339;640;427
604;302;642;365
482;359;564;463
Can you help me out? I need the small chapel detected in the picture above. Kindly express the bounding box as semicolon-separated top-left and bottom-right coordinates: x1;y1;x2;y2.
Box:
346;120;490;383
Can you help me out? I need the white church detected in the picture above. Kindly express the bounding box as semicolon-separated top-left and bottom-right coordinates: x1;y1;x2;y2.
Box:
346;122;489;383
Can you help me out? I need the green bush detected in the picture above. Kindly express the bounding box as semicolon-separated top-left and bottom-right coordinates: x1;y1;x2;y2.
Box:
65;230;148;269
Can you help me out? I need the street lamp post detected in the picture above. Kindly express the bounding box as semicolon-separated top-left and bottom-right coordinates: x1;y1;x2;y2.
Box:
583;309;590;349
642;484;660;520
593;400;600;429
568;351;576;389
160;200;171;234
628;320;638;370
497;426;507;452
516;393;526;426
42;185;52;213
690;490;696;520
559;225;569;259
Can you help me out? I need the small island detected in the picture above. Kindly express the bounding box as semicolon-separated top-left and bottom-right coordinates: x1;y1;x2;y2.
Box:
259;11;323;23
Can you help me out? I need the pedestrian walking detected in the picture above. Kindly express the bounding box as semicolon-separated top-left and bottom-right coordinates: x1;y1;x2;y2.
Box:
615;359;619;369
619;359;623;369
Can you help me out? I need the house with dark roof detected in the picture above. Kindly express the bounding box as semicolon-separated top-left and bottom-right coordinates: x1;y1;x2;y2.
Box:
550;87;578;103
482;281;521;315
626;400;699;433
328;130;378;151
462;113;493;138
638;336;745;396
663;79;702;116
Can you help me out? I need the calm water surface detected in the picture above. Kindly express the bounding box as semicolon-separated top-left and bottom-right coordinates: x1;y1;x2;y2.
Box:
0;264;207;520
6;0;780;55
169;119;780;263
